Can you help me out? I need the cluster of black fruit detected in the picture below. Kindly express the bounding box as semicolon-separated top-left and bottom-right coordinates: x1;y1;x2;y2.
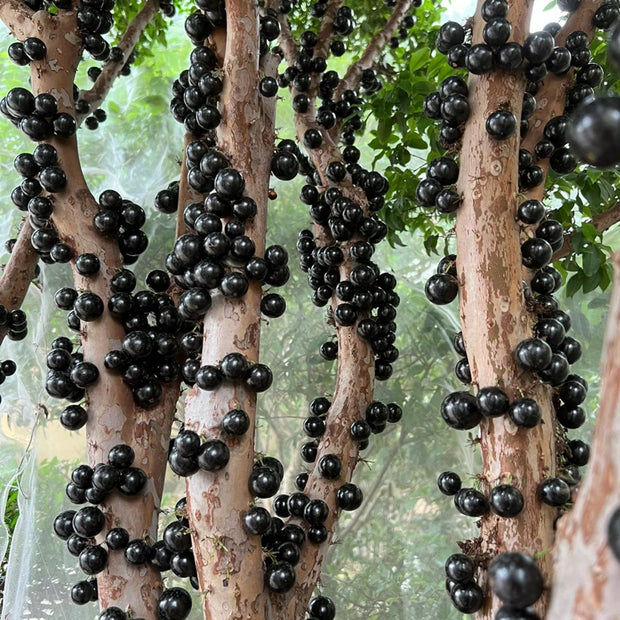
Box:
1;85;76;141
443;551;545;617
10;139;75;267
168;417;245;477
568;6;620;168
148;498;199;598
91;189;150;264
75;0;174;130
0;304;27;343
0;305;18;405
52;445;146;603
53;440;195;620
101;268;179;407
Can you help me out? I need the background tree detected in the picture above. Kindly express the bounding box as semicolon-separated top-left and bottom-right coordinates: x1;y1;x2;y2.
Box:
0;3;616;617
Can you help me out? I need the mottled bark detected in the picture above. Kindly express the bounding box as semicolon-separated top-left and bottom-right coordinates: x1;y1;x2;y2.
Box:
28;11;176;618
0;0;32;41
547;253;620;620
0;220;37;310
183;2;278;617
313;0;343;60
455;1;560;618
264;4;421;615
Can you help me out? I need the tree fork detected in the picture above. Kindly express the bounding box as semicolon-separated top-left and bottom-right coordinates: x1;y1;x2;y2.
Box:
26;11;177;618
454;1;559;617
183;2;278;617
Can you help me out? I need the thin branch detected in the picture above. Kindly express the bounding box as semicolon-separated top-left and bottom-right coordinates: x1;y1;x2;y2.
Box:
336;430;406;544
313;0;343;60
520;0;603;169
273;6;298;67
77;0;160;121
0;0;32;41
0;220;38;338
554;200;620;260
334;0;414;100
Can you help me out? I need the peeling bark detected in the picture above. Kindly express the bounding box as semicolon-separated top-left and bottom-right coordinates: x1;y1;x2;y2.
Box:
0;219;38;313
455;1;560;618
27;11;177;618
547;253;620;620
0;0;32;41
183;2;278;617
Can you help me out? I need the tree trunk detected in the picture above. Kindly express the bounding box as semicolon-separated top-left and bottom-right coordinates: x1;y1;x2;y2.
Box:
455;1;558;617
183;2;278;617
30;12;177;618
547;252;620;619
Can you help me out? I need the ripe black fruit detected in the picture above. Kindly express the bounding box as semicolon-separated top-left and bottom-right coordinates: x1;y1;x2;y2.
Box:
266;561;296;593
222;409;250;435
441;391;481;430
476;386;509;417
197;440;230;471
489;484;524;518
608;506;620;561
451;583;483;613
515;338;552;371
425;273;458;305
336;483;363;510
523;31;554;64
489;552;544;608
437;471;462;495
318;454;341;479
538;477;571;506
486;110;517;140
454;488;489;517
243;506;272;535
157;587;192;620
567;97;620;167
79;545;108;575
508;398;541;428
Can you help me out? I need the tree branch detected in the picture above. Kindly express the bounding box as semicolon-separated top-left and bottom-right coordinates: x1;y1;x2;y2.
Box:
77;0;160;122
334;0;414;101
335;429;406;545
520;0;603;176
313;0;343;61
548;251;620;618
0;0;32;41
554;201;620;261
271;4;298;67
0;220;37;310
183;3;279;615
0;219;38;344
29;11;177;617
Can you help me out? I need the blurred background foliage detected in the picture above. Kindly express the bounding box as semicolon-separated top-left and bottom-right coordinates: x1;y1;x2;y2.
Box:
0;0;615;618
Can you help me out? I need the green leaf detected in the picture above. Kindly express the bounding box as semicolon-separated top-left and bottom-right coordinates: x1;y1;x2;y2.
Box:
566;271;584;297
580;222;599;243
408;47;431;73
583;272;601;294
376;117;393;144
424;234;439;255
582;247;602;276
